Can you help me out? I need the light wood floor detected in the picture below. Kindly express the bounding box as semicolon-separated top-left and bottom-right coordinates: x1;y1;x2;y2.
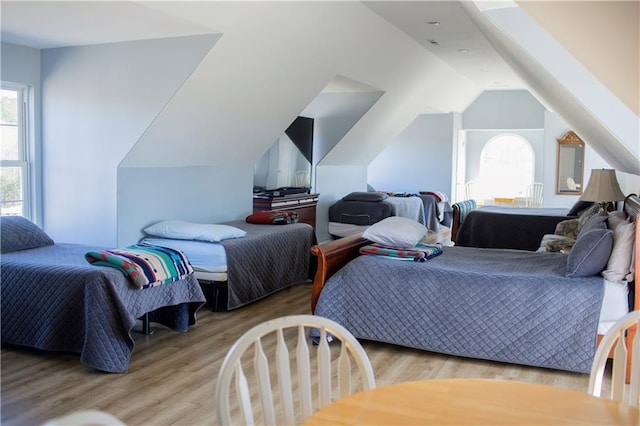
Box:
1;228;603;426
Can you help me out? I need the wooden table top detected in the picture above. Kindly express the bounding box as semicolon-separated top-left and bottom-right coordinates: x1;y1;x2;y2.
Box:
302;378;639;425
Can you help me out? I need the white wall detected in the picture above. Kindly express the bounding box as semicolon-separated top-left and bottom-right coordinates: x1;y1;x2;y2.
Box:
315;165;368;243
41;35;219;245
305;91;383;166
28;1;481;247
368;113;454;196
367;89;617;210
463;90;545;130
117;166;251;245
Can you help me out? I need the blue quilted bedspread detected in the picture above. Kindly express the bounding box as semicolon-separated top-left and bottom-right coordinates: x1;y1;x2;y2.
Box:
1;243;206;373
315;246;605;373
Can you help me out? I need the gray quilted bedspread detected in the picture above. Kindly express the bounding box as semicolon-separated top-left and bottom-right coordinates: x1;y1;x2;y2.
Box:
1;243;206;373
315;246;605;373
222;221;315;309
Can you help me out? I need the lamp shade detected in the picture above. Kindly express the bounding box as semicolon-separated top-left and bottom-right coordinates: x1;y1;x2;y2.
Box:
579;169;625;202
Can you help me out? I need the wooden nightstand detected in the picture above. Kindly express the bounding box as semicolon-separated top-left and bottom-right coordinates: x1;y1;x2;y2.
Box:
253;193;319;230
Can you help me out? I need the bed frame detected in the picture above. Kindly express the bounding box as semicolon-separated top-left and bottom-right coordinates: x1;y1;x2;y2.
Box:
310;194;640;376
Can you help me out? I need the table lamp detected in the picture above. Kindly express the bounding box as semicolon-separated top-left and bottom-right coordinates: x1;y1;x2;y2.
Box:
579;169;625;212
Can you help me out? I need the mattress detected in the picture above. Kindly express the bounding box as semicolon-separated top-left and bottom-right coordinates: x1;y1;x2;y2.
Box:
141;237;228;281
598;279;630;334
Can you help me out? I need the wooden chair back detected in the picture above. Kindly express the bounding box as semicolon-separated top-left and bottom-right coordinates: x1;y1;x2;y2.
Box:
215;315;376;425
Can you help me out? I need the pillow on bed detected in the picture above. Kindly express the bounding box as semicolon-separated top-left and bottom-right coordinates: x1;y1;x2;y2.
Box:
144;220;246;243
0;216;54;253
601;218;635;282
566;228;613;277
342;192;388;202
579;212;608;234
362;216;427;249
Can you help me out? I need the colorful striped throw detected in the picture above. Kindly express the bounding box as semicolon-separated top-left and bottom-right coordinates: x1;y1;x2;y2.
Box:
359;242;443;262
85;243;193;288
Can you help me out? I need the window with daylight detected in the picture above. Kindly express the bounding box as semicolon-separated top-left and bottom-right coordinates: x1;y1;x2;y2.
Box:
478;134;535;201
1;84;30;218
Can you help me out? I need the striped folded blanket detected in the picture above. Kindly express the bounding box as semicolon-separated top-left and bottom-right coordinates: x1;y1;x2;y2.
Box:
359;243;443;262
245;210;298;225
85;243;193;288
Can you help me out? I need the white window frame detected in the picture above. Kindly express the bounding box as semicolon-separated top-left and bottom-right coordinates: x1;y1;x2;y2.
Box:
478;133;535;201
1;82;31;219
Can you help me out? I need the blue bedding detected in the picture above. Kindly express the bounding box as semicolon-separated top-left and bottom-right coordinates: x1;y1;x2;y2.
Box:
314;246;604;373
1;243;206;373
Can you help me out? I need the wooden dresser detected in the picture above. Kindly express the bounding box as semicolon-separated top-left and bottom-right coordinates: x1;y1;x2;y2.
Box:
253;193;319;230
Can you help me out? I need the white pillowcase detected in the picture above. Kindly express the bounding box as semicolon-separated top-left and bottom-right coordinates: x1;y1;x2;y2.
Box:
601;218;635;282
144;220;246;243
362;216;427;249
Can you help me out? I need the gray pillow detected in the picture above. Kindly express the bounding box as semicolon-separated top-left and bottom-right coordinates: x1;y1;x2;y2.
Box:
566;228;613;277
342;192;387;202
579;212;608;234
0;216;54;253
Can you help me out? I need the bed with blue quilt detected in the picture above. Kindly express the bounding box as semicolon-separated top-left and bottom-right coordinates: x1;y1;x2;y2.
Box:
140;219;317;311
310;195;640;373
0;216;206;373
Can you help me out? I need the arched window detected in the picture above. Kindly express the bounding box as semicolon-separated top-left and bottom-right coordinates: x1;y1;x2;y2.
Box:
478;134;534;201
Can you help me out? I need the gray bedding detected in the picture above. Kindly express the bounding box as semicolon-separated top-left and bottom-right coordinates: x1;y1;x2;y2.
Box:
221;221;316;309
1;243;206;373
314;246;604;373
417;194;452;231
456;206;572;251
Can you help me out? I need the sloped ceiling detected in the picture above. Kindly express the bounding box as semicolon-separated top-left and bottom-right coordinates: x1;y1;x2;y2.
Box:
2;1;638;174
517;0;639;116
460;1;639;175
119;1;480;168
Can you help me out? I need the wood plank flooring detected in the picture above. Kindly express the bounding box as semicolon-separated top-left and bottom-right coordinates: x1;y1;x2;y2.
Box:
1;228;605;426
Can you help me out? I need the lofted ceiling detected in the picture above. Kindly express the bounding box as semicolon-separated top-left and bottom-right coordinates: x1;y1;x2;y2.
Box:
2;0;637;175
1;0;524;93
363;1;525;90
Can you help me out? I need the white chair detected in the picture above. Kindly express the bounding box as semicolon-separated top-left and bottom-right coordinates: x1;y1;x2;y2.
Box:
294;170;310;188
464;181;476;201
566;177;578;191
215;314;376;425
588;310;640;407
525;182;543;208
42;410;126;426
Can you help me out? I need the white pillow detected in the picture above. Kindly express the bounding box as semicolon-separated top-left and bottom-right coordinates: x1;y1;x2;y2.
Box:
601;218;635;282
144;220;246;243
362;216;427;249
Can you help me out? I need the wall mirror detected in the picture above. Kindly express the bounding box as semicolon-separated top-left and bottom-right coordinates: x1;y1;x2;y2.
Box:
253;116;313;192
555;130;584;195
